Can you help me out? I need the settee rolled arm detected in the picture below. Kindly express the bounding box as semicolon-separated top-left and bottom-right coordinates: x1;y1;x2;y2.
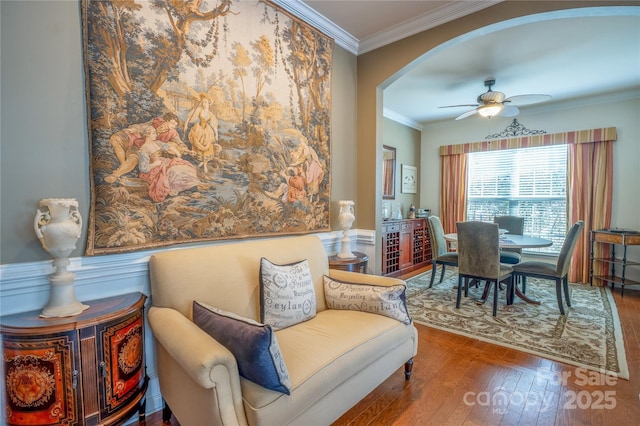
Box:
149;306;239;387
148;306;248;425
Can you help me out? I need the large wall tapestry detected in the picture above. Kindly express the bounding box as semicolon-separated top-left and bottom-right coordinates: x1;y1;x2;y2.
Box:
82;0;333;255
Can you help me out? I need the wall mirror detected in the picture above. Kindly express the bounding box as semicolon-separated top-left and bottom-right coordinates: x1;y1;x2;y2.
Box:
382;145;396;199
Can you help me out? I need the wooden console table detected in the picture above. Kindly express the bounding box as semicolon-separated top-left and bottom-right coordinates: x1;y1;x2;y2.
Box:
328;251;369;273
1;292;148;426
590;229;640;296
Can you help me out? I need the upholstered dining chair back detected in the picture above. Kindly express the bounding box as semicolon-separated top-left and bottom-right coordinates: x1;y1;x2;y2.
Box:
427;216;458;287
556;220;585;276
427;216;448;258
456;221;514;317
457;221;501;279
494;216;525;254
510;220;584;315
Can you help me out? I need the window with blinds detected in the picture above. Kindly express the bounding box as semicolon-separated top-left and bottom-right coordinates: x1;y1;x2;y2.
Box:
466;145;568;255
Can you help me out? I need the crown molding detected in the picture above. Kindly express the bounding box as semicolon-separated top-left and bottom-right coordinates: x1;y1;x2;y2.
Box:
358;1;503;54
272;0;503;56
383;108;423;131
271;0;359;54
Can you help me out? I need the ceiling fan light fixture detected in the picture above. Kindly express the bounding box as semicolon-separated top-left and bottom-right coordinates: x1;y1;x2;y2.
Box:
478;103;503;118
440;80;549;121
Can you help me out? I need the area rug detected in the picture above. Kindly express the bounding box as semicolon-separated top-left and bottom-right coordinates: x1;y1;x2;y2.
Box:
406;269;629;379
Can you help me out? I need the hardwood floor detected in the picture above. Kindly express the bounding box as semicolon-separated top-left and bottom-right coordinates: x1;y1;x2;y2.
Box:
145;267;640;426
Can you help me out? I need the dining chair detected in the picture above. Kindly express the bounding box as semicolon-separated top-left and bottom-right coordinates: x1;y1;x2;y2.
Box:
456;221;514;317
427;216;459;288
494;215;525;265
511;220;585;315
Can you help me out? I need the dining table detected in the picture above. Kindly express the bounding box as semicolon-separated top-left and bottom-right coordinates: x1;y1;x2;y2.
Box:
444;233;553;249
443;232;553;305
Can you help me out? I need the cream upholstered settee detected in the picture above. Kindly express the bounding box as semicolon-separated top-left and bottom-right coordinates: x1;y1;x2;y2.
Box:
148;235;418;426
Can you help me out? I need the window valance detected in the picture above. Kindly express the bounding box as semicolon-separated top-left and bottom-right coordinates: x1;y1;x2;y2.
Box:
439;127;617;156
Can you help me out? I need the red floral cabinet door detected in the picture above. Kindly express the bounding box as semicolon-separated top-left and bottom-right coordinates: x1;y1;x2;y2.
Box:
99;309;146;417
3;332;82;425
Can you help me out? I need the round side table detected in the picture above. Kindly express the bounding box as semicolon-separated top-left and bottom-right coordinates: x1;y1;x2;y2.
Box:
328;251;369;273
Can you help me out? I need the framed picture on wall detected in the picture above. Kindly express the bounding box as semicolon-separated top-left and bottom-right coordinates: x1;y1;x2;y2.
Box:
401;164;417;194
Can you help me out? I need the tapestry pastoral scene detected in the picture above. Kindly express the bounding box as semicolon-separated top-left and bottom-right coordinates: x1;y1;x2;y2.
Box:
82;0;333;255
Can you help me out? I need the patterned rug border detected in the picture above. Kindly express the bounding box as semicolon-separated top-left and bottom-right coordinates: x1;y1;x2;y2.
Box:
606;288;629;379
406;271;629;380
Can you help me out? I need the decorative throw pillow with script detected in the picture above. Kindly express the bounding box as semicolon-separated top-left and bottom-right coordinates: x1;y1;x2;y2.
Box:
323;275;412;324
260;258;316;330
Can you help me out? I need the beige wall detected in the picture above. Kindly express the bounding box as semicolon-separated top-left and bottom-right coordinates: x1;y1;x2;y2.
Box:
329;47;359;230
382;118;421;216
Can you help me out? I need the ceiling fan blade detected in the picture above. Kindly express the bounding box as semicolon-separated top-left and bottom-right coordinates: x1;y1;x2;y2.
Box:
504;94;552;106
439;104;480;109
455;109;478;120
499;104;520;117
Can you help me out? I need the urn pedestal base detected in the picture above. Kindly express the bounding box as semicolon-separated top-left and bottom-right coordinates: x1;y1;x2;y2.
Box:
40;259;89;318
337;235;356;259
40;275;89;318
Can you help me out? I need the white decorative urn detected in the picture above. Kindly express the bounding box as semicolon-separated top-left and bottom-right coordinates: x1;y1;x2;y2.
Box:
337;200;356;259
34;198;89;317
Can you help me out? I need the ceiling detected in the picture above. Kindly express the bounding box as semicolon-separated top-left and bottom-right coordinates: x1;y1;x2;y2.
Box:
275;1;640;127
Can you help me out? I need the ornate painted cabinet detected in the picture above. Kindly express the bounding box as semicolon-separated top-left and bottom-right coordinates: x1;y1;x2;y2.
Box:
1;293;148;426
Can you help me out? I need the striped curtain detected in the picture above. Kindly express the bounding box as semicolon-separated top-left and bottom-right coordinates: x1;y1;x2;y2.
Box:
439;153;467;233
569;140;613;283
439;127;616;284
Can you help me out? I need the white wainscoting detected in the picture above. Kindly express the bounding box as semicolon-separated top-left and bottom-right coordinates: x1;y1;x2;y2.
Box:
0;229;375;419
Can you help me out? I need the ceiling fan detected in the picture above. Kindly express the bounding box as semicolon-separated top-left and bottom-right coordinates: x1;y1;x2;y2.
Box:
440;79;552;120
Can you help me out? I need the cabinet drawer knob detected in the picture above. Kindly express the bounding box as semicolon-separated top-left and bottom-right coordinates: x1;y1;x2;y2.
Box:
72;370;78;389
100;361;107;378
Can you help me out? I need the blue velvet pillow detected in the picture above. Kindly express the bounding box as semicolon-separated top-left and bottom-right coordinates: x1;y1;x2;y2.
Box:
192;301;291;394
